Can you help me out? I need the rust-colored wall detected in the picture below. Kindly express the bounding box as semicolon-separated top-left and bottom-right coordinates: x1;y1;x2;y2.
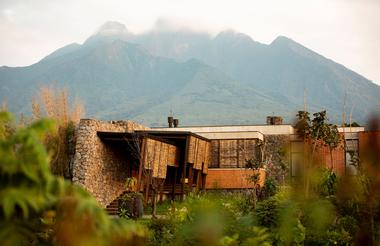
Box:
290;136;346;176
205;168;265;189
315;144;345;175
358;131;380;164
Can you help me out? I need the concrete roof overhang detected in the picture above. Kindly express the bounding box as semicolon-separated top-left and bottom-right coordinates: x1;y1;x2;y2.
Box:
97;130;209;147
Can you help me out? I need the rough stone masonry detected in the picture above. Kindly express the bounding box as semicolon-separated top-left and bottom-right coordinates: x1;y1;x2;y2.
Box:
72;119;148;207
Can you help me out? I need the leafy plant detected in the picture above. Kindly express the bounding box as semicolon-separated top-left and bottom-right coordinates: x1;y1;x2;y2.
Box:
0;111;148;245
118;192;144;219
317;168;338;197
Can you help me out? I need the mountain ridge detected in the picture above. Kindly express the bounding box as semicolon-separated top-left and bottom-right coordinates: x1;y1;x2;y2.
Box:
0;21;379;126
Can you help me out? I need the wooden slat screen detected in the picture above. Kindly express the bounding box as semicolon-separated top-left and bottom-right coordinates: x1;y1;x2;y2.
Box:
142;138;179;178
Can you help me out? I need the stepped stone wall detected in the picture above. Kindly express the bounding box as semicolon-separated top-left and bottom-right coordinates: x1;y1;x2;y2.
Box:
72;119;148;207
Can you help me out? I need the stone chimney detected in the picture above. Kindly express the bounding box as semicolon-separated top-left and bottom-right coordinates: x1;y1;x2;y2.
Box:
266;116;283;125
168;116;174;128
173;119;179;128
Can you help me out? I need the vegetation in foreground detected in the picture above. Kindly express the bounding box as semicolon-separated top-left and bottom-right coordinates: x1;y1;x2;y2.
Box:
1;109;380;245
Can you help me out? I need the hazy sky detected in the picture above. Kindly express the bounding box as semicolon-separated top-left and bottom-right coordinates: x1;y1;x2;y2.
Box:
1;0;379;85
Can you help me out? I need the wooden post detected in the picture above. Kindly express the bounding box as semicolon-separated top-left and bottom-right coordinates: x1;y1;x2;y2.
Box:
181;162;187;201
196;168;201;192
202;174;207;191
137;137;146;192
159;181;164;203
172;167;178;200
145;172;150;205
181;136;190;201
188;164;194;191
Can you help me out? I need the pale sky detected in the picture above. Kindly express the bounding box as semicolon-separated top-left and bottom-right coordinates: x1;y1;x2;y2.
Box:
1;0;379;85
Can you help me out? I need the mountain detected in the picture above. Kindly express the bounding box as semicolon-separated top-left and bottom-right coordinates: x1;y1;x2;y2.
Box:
1;21;379;126
133;29;380;123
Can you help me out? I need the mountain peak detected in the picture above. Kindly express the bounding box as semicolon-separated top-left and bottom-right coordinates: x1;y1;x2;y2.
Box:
270;35;295;45
270;35;319;58
214;29;255;44
95;21;129;37
84;21;133;45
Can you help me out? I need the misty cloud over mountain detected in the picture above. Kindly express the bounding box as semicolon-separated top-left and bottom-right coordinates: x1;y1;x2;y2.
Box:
1;21;379;126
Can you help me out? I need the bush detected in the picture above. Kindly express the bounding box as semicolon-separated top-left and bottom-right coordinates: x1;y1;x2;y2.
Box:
255;197;279;228
317;168;338;197
263;176;278;198
118;192;144;219
148;218;176;245
0;112;148;245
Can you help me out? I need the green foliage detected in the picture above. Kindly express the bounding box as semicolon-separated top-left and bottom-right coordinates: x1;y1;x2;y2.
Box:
118;192;144;219
148;218;176;245
295;110;311;137
246;157;263;171
241;227;271;246
255;197;279;228
310;110;328;141
0;112;148;245
125;177;138;191
317;168;338;196
263;176;278;198
323;124;341;150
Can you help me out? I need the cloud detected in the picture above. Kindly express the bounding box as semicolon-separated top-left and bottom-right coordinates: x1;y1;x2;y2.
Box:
0;0;379;84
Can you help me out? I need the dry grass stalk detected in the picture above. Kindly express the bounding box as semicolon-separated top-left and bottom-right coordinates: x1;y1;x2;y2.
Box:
32;85;84;177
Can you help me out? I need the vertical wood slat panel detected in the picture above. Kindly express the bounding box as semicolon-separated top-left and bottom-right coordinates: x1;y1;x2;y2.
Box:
143;138;179;178
187;136;196;164
219;140;238;168
203;141;210;174
210;140;219;168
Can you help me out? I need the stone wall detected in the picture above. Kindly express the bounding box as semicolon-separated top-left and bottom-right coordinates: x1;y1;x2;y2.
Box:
72;119;148;207
264;135;290;184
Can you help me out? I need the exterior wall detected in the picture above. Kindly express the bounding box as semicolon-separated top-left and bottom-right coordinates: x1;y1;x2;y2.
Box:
358;131;380;166
72;119;148;207
315;144;345;175
290;136;346;176
264;135;290;183
205;168;266;189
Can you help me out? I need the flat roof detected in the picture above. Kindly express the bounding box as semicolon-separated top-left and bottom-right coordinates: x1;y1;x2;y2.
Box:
97;131;176;145
153;124;295;135
136;130;210;142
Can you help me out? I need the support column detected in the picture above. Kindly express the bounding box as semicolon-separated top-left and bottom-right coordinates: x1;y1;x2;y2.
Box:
172;167;178;200
137;137;146;192
181;163;187;201
188;164;194;191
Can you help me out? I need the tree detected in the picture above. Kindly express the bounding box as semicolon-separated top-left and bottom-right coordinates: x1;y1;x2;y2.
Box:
245;144;264;209
322;124;341;170
295;110;341;197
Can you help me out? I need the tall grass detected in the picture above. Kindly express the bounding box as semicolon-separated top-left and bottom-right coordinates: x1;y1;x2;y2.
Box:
31;86;84;177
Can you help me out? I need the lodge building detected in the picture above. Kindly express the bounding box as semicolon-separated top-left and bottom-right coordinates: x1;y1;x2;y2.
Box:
71;116;365;210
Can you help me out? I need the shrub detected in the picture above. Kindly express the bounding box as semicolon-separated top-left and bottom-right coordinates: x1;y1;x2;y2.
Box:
255;197;279;228
317;168;338;197
0;112;148;245
148;218;176;245
118;192;144;219
263;176;278;198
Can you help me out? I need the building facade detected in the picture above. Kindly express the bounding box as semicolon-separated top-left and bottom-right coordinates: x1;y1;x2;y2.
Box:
72;117;365;208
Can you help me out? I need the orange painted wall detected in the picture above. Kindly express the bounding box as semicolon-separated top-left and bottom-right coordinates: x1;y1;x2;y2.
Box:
314;144;345;175
358;131;380;163
205;168;266;189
